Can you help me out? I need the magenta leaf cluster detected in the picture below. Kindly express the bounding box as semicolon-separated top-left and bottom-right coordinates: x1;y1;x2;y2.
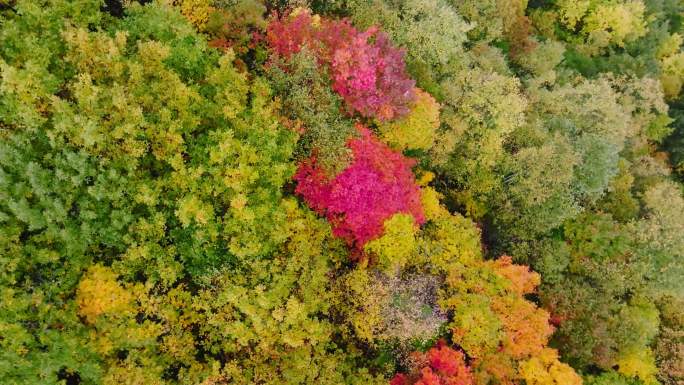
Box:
266;10;415;121
294;125;425;249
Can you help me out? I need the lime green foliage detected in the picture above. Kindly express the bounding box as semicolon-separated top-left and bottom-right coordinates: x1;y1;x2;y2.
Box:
378;88;440;151
629;180;684;296
454;0;507;42
659;38;684;98
494;131;580;239
335;268;387;343
364;213;418;273
617;348;660;385
533;0;648;55
414;196;483;270
443;69;527;143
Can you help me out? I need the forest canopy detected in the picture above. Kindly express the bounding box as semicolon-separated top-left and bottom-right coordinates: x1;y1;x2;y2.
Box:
0;1;683;385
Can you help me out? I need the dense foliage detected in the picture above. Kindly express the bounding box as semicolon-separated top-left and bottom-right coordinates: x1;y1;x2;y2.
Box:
294;125;424;252
0;1;682;385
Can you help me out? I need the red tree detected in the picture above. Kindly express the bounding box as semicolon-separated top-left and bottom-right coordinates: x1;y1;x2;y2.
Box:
391;341;474;385
294;126;424;249
266;10;415;120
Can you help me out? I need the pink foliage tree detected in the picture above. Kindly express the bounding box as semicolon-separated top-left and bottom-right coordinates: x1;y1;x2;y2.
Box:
266;10;415;121
294;125;424;250
264;10;316;59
